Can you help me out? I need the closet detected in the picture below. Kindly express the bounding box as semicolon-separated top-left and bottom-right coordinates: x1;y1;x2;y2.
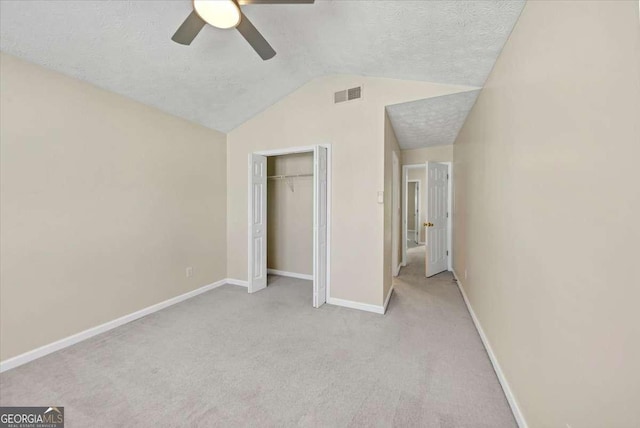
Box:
266;152;314;280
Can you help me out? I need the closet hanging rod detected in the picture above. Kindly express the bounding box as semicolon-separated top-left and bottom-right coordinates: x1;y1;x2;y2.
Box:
267;173;313;179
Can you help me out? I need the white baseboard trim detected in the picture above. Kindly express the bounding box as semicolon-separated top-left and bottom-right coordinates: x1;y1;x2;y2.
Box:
267;269;313;281
452;270;528;428
383;286;394;314
394;263;402;277
0;278;245;373
225;278;249;287
327;297;385;314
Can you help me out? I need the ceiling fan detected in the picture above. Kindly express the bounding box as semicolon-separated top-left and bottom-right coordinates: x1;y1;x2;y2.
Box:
172;0;315;61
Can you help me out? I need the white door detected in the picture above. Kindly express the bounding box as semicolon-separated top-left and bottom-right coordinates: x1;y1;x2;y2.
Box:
425;162;449;277
249;153;267;293
313;146;328;307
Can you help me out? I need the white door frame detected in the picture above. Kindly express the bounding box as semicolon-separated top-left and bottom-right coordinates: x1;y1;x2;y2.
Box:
407;179;421;243
247;144;332;304
392;151;400;277
402;162;453;271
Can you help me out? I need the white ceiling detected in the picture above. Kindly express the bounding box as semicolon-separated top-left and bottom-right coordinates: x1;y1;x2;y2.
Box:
0;0;524;134
386;90;482;149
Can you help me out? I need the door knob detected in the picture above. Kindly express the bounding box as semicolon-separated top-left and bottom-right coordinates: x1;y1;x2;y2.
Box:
424;222;434;227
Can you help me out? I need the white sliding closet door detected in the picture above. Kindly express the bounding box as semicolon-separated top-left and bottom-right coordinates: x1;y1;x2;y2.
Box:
249;153;267;293
313;146;328;308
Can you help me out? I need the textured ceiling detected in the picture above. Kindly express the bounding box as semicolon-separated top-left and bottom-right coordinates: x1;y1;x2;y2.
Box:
386;90;482;149
0;0;524;133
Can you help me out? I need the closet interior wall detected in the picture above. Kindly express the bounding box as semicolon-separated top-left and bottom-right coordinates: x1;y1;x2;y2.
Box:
267;153;314;277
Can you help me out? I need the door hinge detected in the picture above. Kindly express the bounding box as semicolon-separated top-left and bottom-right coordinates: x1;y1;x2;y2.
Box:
446;212;449;218
446;173;449;180
446;250;449;256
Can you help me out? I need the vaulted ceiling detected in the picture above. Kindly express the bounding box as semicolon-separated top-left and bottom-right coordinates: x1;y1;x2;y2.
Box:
0;0;524;137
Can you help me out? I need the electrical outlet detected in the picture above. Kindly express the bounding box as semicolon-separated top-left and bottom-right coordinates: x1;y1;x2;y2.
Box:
186;267;193;278
464;269;468;280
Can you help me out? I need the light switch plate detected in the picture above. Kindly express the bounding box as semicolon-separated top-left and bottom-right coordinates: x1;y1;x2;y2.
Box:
377;191;384;204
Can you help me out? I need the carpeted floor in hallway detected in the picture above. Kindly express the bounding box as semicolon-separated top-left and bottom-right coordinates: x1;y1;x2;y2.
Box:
0;250;516;427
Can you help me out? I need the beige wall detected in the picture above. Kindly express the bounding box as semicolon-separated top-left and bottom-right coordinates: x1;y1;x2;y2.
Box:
0;54;228;361
407;167;427;243
383;112;401;301
227;74;473;306
267;153;313;275
402;145;453;165
452;2;640;427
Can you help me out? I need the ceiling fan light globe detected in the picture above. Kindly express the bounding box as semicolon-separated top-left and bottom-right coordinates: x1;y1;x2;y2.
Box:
193;0;241;29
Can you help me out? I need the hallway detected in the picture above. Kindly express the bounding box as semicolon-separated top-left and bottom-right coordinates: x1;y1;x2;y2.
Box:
400;244;427;276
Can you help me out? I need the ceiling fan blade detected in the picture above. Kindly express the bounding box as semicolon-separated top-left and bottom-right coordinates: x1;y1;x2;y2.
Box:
238;0;314;4
171;10;206;45
236;12;276;60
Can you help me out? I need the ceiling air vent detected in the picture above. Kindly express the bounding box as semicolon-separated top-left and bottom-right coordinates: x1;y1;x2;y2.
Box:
334;86;363;104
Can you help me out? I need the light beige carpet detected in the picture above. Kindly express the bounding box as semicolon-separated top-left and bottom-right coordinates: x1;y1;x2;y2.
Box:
0;251;516;427
407;239;422;249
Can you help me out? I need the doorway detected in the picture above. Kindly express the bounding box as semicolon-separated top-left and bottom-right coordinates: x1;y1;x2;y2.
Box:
407;180;421;246
247;145;331;308
266;152;313;281
402;162;452;277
